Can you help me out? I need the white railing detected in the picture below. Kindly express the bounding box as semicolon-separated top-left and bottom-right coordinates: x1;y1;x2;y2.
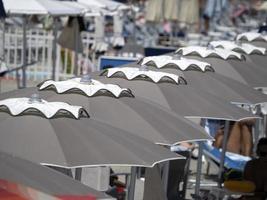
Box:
2;26;96;82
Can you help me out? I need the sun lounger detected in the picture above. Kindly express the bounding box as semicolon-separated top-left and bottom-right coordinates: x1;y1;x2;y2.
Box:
203;143;251;172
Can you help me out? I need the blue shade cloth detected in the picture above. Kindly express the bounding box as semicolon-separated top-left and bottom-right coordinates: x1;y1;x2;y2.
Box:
204;119;224;138
98;56;138;70
203;143;250;171
0;0;6;18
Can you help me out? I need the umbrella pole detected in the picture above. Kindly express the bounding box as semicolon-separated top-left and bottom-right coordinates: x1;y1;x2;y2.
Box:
73;18;79;76
51;17;58;81
128;166;137;200
264;114;267;137
254;118;260;154
2;18;5;61
217;120;230;187
75;168;82;181
22;16;27;88
161;161;169;193
195;141;204;196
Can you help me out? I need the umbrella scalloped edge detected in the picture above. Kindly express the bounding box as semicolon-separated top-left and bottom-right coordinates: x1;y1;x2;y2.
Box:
37;78;134;98
0;97;89;119
101;67;186;84
139;55;214;72
176;46;244;60
210;40;266;55
236;32;267;42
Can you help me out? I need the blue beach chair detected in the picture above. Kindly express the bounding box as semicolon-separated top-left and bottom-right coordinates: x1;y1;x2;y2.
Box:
203;143;251;172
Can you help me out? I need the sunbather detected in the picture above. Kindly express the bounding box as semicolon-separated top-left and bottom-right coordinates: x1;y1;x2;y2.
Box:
243;137;267;200
213;119;255;157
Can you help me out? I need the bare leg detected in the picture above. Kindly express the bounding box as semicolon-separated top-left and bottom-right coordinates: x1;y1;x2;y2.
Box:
227;122;241;154
240;124;253;157
214;128;224;148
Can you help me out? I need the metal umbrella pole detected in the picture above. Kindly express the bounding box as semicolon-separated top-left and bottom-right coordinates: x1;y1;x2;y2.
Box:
264;114;267;137
161;161;170;194
195;141;204;196
74;18;79;76
22;15;27;88
75;168;82;181
218;120;230;187
128;166;137;200
51;17;58;81
1;18;5;61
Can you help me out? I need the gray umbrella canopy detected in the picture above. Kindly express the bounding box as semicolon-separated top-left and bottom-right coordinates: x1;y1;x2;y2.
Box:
183;71;267;104
96;67;258;121
0;100;184;168
239;39;267;80
247;53;267;82
0;88;211;145
208;40;267;90
176;48;267;88
248;41;267;48
0;151;110;199
136;62;267;105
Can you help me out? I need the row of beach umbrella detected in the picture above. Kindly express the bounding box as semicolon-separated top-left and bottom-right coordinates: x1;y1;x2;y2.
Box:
1;31;267;200
93;32;267;195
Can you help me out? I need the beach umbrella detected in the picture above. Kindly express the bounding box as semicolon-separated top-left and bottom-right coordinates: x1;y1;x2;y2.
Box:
210;40;266;55
0;93;184;168
2;0;84;86
35;74;216;200
97;66;258;121
247;53;267;91
176;45;267;88
234;33;267;88
0;151;110;200
96;64;260;195
209;40;267;82
77;0;129;11
1;86;212;146
236;32;267;48
0;89;190;200
138;56;267;105
138;51;266;191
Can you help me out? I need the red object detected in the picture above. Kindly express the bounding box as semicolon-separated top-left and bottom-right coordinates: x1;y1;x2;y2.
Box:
57;195;96;200
0;188;27;200
0;179;96;200
116;187;125;193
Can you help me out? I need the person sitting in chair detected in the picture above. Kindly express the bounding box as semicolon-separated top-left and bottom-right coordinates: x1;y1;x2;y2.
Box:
243;138;267;200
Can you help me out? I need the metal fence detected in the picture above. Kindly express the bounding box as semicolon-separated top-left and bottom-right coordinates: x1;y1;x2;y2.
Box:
2;26;96;82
